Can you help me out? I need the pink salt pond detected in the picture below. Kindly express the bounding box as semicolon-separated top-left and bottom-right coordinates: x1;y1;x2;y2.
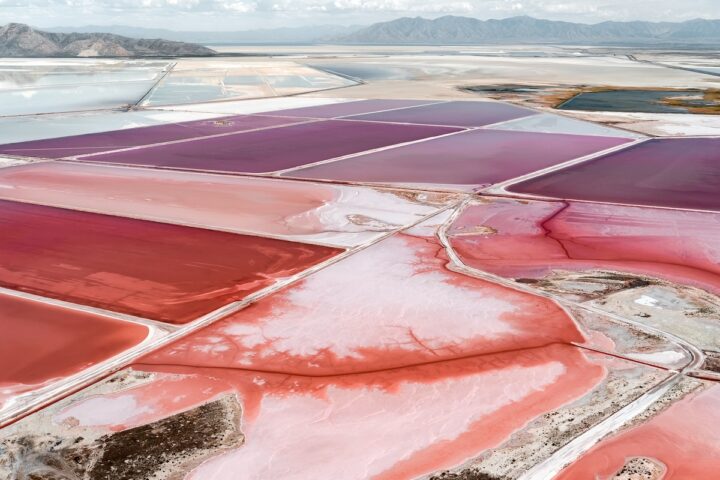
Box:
556;382;720;479
508;137;720;211
141;222;585;375
67;342;611;480
1;95;712;480
0;199;341;324
285;129;631;189
0;291;148;412
0;162;450;247
447;197;720;296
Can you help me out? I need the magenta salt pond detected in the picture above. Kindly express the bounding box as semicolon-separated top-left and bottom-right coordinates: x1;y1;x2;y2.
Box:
77;119;459;173
285;129;632;190
508;137;720;211
0;115;301;159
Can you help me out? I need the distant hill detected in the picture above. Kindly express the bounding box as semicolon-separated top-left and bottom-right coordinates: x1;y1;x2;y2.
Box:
332;15;720;45
0;23;215;57
45;24;364;45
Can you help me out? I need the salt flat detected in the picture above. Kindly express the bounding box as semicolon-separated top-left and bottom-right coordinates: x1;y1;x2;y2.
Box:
1;46;719;480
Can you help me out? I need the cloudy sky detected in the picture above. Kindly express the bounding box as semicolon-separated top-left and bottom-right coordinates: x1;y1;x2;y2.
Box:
1;0;718;30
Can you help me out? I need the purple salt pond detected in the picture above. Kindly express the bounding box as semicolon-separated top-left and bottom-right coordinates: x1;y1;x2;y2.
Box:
79;120;459;173
345;101;537;127
0;115;301;159
264;99;439;119
508;138;720;211
284;129;632;189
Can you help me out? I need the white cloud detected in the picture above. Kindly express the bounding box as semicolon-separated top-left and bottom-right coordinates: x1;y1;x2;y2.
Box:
0;0;717;29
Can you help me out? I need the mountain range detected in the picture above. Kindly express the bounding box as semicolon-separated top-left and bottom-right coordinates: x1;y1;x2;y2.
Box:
332;15;720;45
6;16;720;54
0;23;215;57
45;24;362;45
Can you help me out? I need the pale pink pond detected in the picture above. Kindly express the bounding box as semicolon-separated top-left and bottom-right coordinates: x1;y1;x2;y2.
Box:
448;197;720;296
345;100;536;127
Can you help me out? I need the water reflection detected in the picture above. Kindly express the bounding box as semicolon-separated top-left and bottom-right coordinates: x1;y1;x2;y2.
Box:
557;89;715;114
0;59;171;116
143;66;356;106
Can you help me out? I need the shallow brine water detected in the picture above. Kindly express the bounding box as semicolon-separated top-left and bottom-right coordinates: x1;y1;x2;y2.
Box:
557;89;712;114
